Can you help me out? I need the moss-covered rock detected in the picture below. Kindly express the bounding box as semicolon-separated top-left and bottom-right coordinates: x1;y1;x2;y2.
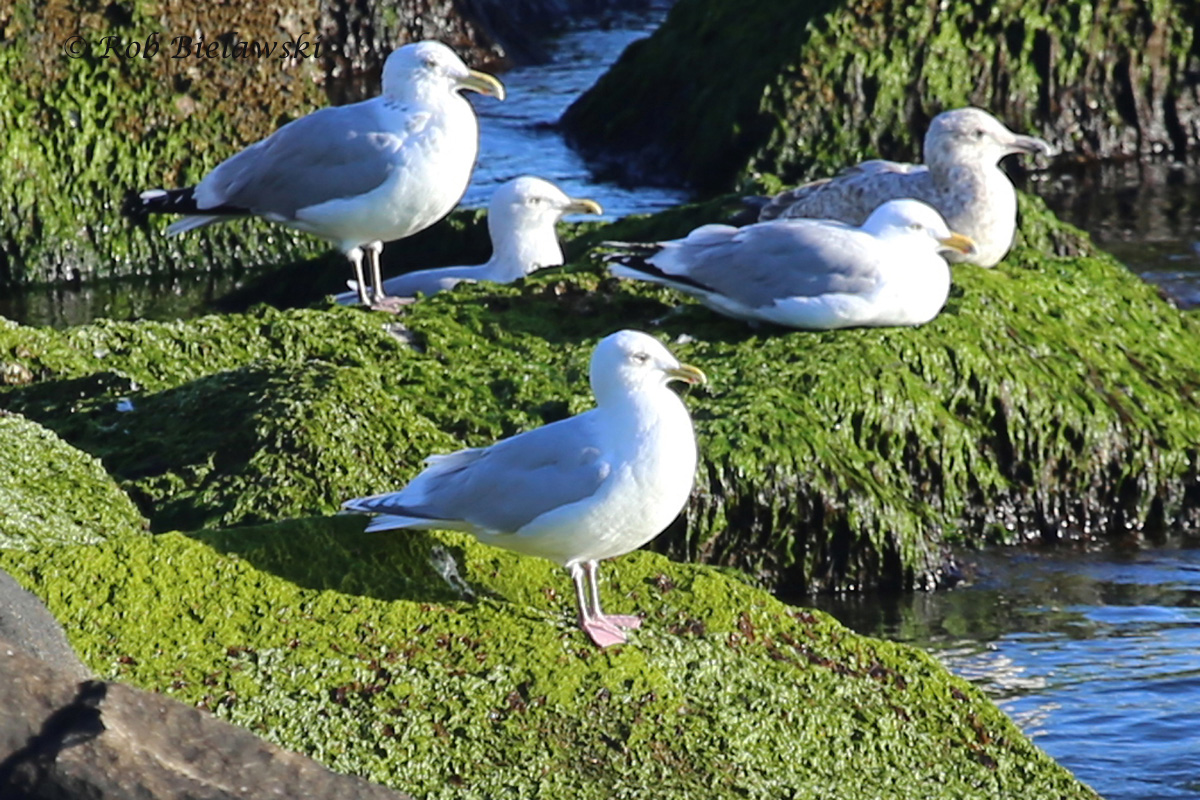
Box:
0;411;147;549
0;522;1101;799
1;195;1198;592
562;0;1200;191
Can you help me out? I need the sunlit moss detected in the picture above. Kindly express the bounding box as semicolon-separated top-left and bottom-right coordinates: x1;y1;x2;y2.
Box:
0;411;147;549
0;524;1100;799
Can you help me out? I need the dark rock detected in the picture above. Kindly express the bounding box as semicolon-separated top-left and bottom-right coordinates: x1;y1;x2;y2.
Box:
0;569;90;682
0;632;411;799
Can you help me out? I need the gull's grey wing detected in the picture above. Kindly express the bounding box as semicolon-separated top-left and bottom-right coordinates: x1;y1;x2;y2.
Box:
759;162;936;224
195;101;427;217
642;220;884;307
356;412;611;533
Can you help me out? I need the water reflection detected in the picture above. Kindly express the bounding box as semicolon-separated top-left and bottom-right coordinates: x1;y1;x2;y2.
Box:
1028;159;1200;308
814;543;1200;800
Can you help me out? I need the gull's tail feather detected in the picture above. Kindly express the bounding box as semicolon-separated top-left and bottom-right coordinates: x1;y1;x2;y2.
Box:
341;492;450;533
136;186;249;234
604;252;713;295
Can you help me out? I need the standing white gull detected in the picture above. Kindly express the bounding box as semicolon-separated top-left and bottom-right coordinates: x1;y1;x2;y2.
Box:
756;108;1052;268
137;40;505;310
606;199;975;330
333;175;602;303
342;330;705;647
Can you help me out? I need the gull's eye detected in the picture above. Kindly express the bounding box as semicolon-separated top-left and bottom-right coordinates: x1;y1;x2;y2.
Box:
973;128;986;139
908;222;923;231
631;351;651;364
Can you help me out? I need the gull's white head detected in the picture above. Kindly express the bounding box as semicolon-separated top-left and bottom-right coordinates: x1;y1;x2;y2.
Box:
862;199;976;257
589;330;706;406
924;107;1053;168
383;40;506;102
489;176;603;243
485;176;603;280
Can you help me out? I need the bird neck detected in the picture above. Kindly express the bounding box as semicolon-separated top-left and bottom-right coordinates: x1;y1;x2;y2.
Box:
488;222;564;282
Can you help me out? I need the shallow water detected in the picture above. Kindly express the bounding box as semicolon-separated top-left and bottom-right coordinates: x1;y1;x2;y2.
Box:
463;5;688;219
1026;160;1200;309
814;543;1200;800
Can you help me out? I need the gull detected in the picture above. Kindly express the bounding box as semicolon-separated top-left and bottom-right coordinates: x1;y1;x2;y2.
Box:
342;330;705;647
137;40;505;310
756;108;1053;268
606;199;975;330
333;175;602;303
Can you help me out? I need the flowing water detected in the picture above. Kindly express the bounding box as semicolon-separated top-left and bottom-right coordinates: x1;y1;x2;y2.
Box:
2;10;1199;798
814;543;1200;799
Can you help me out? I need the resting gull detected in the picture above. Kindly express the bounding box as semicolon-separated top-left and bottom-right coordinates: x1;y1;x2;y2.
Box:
342;330;705;647
137;40;505;309
756;108;1052;268
333;175;602;303
606;199;975;330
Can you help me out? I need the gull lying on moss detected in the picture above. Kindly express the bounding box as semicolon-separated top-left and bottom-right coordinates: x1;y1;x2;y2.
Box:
342;330;705;647
606;199;974;330
137;41;505;310
333;176;602;304
756;107;1053;268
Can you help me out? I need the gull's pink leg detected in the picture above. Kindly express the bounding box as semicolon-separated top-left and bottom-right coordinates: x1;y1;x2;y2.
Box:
584;560;642;631
569;562;626;647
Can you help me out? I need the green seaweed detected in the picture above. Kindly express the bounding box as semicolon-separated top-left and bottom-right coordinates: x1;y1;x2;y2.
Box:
0;411;147;549
0;523;1100;799
562;0;1200;191
0;0;328;285
1;194;1197;592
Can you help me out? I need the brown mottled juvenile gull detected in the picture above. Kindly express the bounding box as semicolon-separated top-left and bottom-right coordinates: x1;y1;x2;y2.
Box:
342;330;705;648
333;175;602;304
606;199;975;330
757;108;1052;268
137;41;505;310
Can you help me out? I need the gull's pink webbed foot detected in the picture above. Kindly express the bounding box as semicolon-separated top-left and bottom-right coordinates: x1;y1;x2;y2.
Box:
598;614;642;630
581;618;628;648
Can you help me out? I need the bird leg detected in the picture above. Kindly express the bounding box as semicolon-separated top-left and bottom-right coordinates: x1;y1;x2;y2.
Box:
347;246;372;306
367;240;386;301
583;560;642;631
364;241;414;312
569;562;626;647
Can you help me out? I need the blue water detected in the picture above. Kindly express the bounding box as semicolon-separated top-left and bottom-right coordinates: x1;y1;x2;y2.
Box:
815;544;1200;799
462;7;688;219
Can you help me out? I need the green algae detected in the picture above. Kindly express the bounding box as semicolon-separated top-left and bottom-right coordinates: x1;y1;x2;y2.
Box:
562;0;1200;191
0;523;1100;799
1;196;1197;591
0;0;328;285
0;411;147;549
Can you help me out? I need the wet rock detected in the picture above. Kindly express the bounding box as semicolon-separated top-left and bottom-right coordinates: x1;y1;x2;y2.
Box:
562;0;1200;191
